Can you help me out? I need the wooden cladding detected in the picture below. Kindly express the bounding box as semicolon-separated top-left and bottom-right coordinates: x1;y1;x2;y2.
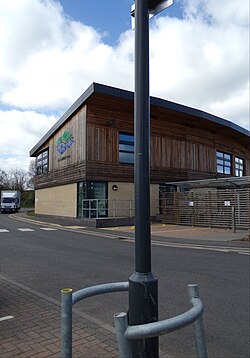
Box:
160;188;250;230
150;136;215;172
33;91;250;189
87;126;117;163
35;163;86;189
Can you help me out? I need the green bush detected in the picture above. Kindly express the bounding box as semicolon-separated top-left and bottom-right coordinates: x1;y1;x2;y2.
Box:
21;190;35;208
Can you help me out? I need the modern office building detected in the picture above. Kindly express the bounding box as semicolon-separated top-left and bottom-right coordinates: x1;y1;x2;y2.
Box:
30;83;250;226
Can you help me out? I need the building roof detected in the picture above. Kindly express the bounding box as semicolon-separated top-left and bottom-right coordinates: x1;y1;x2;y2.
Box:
30;82;250;156
167;176;250;189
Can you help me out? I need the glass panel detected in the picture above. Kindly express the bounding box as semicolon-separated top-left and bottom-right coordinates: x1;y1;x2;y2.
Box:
93;183;107;217
224;167;231;174
77;181;88;218
217;159;223;165
217;165;224;173
119;132;134;163
119;152;134;163
216;151;223;158
224;154;231;160
119;144;134;152
119;133;134;143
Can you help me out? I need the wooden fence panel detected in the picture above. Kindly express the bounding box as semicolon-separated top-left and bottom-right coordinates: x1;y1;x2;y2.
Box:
160;188;250;230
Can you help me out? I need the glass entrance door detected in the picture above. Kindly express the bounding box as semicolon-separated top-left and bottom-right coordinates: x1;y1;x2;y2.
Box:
77;181;107;218
89;182;107;218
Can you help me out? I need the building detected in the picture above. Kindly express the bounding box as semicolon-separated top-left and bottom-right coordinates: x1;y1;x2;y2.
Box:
30;83;250;225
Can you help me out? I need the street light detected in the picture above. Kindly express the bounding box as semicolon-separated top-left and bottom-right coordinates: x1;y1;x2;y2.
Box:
129;1;173;357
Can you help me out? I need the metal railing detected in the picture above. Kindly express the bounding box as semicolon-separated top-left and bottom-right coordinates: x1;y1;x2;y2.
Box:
81;199;134;219
61;283;207;358
61;282;129;357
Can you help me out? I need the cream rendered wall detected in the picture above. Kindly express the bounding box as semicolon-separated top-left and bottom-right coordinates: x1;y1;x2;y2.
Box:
108;182;159;217
35;184;77;217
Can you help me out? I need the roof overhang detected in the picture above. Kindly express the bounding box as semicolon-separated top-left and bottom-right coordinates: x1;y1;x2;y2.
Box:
167;176;250;189
30;82;250;157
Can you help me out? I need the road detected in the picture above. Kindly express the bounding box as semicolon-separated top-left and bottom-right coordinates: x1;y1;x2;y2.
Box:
0;212;249;357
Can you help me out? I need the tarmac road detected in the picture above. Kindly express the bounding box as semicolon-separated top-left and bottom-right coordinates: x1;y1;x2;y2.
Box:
0;211;249;357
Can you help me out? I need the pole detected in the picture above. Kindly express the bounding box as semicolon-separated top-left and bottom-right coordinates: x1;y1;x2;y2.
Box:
61;288;73;358
129;0;158;356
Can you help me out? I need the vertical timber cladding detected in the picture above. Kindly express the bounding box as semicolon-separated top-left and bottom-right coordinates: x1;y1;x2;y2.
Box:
86;94;134;181
86;93;250;182
51;105;86;171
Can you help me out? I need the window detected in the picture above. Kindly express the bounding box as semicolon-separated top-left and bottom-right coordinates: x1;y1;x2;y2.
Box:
119;133;134;164
235;157;244;177
36;149;48;175
216;151;231;175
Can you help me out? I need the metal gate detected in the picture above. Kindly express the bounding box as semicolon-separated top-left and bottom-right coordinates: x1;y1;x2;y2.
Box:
160;188;250;230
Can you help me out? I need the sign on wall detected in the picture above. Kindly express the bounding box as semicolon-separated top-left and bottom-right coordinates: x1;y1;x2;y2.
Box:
56;130;74;155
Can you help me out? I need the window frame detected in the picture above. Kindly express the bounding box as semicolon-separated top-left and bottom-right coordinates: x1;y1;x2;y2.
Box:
119;132;134;164
36;148;49;175
216;150;232;175
235;156;244;177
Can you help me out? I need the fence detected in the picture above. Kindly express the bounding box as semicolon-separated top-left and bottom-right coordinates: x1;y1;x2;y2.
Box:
81;199;134;219
61;283;207;358
160;188;250;230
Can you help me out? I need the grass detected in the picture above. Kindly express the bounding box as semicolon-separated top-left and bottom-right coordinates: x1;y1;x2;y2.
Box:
26;210;35;216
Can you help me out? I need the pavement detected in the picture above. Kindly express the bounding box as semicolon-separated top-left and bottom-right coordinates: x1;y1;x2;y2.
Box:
1;210;249;357
0;275;118;358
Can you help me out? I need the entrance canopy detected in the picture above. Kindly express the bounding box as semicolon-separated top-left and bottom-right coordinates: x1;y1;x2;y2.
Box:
167;176;250;190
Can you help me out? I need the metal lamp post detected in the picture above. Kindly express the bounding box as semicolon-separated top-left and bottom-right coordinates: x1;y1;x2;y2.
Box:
129;1;173;357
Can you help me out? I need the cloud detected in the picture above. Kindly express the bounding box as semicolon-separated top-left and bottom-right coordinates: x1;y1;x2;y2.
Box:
0;109;57;171
0;0;134;111
0;0;249;171
149;1;249;128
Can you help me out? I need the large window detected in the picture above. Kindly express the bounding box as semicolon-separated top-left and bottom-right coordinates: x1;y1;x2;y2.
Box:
119;132;134;164
235;157;244;177
36;149;48;175
216;151;231;175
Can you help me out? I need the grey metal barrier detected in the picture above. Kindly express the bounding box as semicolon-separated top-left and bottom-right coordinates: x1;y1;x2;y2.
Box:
114;284;207;358
61;283;207;358
61;282;129;358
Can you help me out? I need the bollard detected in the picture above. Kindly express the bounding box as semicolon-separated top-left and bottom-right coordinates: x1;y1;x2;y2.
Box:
188;285;208;358
114;312;132;358
232;206;236;233
61;288;73;358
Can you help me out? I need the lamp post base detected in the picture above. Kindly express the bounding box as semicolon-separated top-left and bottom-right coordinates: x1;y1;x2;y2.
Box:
129;272;159;357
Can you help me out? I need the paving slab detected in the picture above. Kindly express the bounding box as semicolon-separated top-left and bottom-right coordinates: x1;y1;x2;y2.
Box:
0;275;118;357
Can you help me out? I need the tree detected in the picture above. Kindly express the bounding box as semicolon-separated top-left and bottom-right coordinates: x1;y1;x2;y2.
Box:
0;169;8;190
8;168;29;192
28;159;36;189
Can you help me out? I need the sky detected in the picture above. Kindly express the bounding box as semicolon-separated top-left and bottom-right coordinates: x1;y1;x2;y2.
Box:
0;0;249;172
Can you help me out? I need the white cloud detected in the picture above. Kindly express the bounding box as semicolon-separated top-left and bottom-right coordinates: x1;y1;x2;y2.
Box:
0;0;249;171
149;3;249;128
0;0;134;110
0;110;57;171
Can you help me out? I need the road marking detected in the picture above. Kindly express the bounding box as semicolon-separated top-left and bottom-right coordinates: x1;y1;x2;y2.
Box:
63;226;86;229
0;229;10;233
0;315;14;322
40;227;58;231
238;252;250;256
17;228;35;232
115;236;249;254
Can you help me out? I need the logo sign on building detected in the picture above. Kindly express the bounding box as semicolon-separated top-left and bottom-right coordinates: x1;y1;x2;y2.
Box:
56;130;74;155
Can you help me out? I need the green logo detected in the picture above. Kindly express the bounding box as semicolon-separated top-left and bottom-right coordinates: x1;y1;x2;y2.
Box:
56;130;74;155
